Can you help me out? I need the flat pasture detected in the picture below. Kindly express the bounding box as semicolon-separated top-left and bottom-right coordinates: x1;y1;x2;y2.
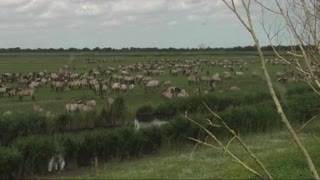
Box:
0;51;286;116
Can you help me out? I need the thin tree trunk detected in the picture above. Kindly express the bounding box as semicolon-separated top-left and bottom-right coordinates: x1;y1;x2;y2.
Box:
222;0;320;178
250;29;320;180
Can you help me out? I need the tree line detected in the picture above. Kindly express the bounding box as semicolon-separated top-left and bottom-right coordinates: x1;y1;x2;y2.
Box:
0;45;304;53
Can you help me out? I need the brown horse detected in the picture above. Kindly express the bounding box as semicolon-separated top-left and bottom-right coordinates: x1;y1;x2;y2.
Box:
16;88;35;101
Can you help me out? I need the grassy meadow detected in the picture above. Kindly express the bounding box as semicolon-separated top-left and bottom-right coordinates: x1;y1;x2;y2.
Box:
0;51;284;115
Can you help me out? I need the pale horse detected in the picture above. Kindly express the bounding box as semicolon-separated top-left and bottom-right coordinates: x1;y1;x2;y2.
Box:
48;154;65;172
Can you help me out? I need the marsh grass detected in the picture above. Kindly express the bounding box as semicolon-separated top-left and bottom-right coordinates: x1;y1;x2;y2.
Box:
48;120;320;179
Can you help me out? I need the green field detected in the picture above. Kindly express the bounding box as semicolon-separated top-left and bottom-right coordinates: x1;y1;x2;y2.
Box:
1;51;318;179
0;51;285;115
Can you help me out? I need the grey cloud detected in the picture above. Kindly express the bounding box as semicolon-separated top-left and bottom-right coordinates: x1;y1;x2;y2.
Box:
0;0;30;7
0;0;269;48
1;0;235;25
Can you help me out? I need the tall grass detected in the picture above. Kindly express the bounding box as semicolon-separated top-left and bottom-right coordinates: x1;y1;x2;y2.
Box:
0;146;22;179
0;112;47;145
0;83;319;178
136;105;155;122
14;135;60;176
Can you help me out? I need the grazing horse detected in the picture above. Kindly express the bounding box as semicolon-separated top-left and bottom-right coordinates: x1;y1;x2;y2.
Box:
16;88;35;101
65;103;80;113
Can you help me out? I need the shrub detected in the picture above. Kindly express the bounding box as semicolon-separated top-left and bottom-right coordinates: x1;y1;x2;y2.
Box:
109;96;127;125
54;114;70;132
100;106;112;125
76;133;97;166
0;146;22;179
221;101;281;134
154;102;177;118
54;111;101;132
15;135;60;176
0;112;47;145
59;134;83;167
136;105;155;122
83;111;98;129
152;91;273;119
286;93;320;124
59;128;146;166
113;128;137;159
140;127;163;153
286;83;313;95
162;115;208;146
175;96;205;113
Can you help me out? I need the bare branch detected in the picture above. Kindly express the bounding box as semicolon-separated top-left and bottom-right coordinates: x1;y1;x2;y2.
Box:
224;136;237;155
188;137;220;150
224;0;320;178
189;139;200;159
201;101;273;179
186;116;264;179
255;0;281;14
222;0;252;32
207;119;222;128
297;114;320;133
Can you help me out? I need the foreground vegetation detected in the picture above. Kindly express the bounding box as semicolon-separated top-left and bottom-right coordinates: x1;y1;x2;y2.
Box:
42;120;320;179
0;82;318;179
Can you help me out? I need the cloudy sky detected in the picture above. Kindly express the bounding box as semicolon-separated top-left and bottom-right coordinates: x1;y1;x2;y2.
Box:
0;0;274;49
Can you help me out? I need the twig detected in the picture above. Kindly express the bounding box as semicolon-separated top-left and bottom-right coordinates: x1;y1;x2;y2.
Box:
203;99;272;179
188;137;220;150
186;116;264;179
224;136;237;156
297;114;320;133
189;139;200;159
222;0;319;178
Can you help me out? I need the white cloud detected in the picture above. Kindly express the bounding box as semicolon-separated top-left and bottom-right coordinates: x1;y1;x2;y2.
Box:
0;0;269;48
15;0;42;13
215;0;241;8
111;0;165;15
168;0;205;11
75;3;102;16
0;0;250;27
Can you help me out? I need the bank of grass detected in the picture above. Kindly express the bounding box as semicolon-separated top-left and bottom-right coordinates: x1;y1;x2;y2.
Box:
50;120;320;179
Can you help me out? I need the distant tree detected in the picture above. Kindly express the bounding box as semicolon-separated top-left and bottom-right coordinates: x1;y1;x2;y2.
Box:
68;47;78;52
198;43;208;49
82;47;90;51
0;45;300;53
101;47;113;52
93;47;100;51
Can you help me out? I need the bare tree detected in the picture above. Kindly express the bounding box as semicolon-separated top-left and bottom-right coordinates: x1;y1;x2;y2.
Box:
186;99;273;179
218;0;320;179
258;0;320;94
